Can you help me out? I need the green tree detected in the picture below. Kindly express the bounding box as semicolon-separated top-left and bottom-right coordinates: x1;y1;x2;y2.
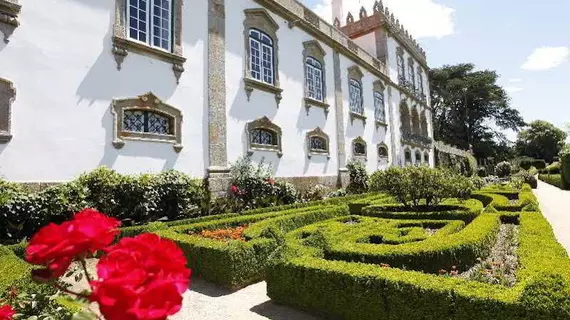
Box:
515;120;567;163
430;64;526;160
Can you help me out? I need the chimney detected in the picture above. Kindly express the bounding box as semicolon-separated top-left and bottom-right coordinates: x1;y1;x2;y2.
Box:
332;0;343;26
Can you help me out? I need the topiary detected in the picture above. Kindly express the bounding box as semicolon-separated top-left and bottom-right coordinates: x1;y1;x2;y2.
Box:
346;159;368;194
495;161;512;178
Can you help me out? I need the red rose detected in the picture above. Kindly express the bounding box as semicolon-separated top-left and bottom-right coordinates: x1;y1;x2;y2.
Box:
0;305;15;320
26;209;120;279
231;185;239;194
90;233;191;320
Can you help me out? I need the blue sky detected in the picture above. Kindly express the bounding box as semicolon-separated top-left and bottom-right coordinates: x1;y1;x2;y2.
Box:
303;0;570;141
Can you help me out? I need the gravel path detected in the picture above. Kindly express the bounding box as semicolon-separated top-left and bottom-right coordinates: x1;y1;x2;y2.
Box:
533;180;570;253
171;278;320;320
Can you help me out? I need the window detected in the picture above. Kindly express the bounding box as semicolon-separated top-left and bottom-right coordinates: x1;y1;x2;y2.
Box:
243;9;282;104
400;102;411;133
127;0;172;51
407;58;415;90
349;79;363;115
306;57;324;101
396;48;405;85
251;128;277;146
111;92;183;152
404;149;412;165
352;137;367;158
417;69;424;95
306;127;330;158
415;150;422;164
112;0;184;82
374;91;385;122
124;110;172;135
411;107;420;135
0;78;16;143
246;116;283;157
378;144;389;160
424;152;430;164
249;29;274;85
310;136;327;151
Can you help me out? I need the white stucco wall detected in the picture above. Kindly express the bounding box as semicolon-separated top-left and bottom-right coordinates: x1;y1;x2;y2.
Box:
225;0;338;178
0;0;209;181
352;32;376;59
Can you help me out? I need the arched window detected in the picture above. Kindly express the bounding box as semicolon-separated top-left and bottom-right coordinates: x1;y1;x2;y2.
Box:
424;152;430;164
378;144;389;160
420;111;429;136
411;107;421;135
400;102;411;133
415;150;422;164
112;92;183;152
306;127;330;159
407;58;416;91
417;67;425;97
247;116;282;157
349;79;363;115
373;81;386;123
249;29;274;85
306;57;324;102
397;47;405;85
404;148;412;165
352;137;367;158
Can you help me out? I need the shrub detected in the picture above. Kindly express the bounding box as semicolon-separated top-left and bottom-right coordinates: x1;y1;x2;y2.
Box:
546;162;561;174
532;159;547;170
346;159;368;194
326;188;347;198
369;167;474;208
495;161;512;178
274;181;298;205
560;146;570;188
477;166;487;177
539;174;568;190
470;176;485;190
512;171;538;189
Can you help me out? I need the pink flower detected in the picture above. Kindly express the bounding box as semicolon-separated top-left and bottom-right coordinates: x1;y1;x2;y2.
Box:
0;305;15;320
266;178;275;186
231;185;240;194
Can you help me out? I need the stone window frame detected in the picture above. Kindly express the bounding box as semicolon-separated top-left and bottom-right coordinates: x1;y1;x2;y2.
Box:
411;105;421;135
373;80;387;128
111;92;183;152
243;9;283;105
246;116;283;158
377;143;389;162
0;0;21;43
306;127;330;159
396;47;406;85
420;110;429;136
352;136;367;160
400;101;411;133
347;65;366;125
415;149;422;165
0;77;15;143
407;57;416;91
303;40;329;116
424;151;430;164
404;147;412;166
112;0;186;83
416;66;425;95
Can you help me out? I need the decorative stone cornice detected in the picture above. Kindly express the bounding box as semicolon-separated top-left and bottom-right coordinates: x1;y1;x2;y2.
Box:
246;116;283;157
0;0;21;43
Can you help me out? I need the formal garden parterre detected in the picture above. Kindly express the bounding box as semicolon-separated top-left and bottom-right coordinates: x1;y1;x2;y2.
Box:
1;159;570;319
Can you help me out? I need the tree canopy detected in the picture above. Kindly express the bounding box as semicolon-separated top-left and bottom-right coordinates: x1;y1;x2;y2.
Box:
515;120;567;163
429;64;526;160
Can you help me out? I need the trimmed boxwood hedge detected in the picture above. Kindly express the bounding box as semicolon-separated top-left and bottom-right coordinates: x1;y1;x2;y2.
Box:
266;188;570;319
539;174;569;190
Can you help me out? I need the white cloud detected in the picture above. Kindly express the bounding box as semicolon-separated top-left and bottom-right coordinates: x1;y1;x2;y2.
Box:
521;47;570;71
505;86;524;93
508;78;523;83
308;0;455;39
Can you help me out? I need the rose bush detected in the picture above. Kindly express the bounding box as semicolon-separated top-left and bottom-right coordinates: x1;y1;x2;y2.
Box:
21;209;190;320
0;305;15;320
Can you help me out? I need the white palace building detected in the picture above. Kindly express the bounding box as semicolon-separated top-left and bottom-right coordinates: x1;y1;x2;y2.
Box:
0;0;434;192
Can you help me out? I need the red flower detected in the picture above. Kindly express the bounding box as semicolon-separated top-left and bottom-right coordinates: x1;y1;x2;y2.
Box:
266;178;275;185
90;233;191;320
231;185;240;194
0;305;15;320
26;209;120;279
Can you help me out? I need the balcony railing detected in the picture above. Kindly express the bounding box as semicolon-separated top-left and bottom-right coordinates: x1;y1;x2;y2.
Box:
401;130;432;147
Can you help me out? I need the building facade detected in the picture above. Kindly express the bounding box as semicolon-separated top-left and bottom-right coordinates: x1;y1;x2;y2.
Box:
0;0;433;192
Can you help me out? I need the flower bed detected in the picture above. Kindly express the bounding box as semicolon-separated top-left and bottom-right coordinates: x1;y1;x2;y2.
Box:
265;187;570;319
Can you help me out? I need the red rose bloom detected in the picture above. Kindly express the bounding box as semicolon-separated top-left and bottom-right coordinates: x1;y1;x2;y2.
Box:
26;209;120;279
0;305;15;320
90;233;191;320
231;185;239;194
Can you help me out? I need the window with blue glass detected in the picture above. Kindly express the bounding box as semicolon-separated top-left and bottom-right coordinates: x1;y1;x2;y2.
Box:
374;91;385;122
127;0;172;51
349;79;363;115
249;29;274;85
306;57;324;101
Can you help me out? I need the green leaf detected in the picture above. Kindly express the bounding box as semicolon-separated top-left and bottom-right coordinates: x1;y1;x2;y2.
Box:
71;311;96;320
